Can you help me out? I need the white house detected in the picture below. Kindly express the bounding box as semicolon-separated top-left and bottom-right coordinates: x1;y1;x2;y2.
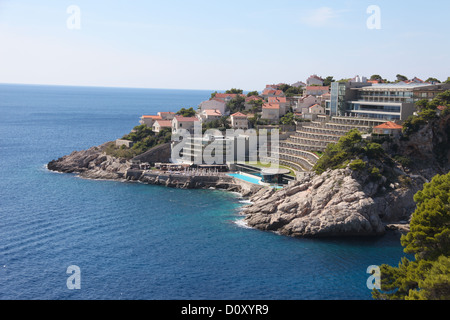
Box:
230;112;249;130
199;98;227;115
291;81;306;88
295;95;319;112
268;96;288;115
152;120;173;133
172;116;200;134
304;86;329;96
308;104;325;115
198;109;223;123
140;115;162;127
301;104;325;120
306;74;324;86
157;112;176;120
261;103;280;122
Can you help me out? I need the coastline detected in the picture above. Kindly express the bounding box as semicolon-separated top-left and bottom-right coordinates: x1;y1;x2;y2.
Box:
46;143;414;239
46;143;267;197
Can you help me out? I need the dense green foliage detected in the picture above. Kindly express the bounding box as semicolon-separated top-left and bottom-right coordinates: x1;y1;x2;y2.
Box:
202;116;231;132
247;91;259;97
278;84;303;97
280;112;296;125
176;107;196;117
373;172;450;300
313;129;387;176
225;88;243;94
403;90;450;137
226;95;246;114
322;76;335;87
105;125;172;159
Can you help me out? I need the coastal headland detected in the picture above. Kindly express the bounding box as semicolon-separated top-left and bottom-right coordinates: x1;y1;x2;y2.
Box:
47;83;450;239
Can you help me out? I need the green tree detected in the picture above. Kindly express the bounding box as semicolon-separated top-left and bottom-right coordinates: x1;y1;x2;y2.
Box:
445;77;450;84
373;172;450;300
323;76;335;87
247;91;259;97
226;95;246;114
396;74;408;82
280;112;295;125
225;88;243;94
176;107;196;117
426;77;441;84
370;74;383;81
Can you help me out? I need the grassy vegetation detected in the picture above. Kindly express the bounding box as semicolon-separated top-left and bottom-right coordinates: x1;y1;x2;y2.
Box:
105;125;172;159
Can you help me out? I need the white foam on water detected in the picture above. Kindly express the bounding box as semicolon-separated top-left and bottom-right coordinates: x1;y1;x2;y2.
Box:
233;218;253;230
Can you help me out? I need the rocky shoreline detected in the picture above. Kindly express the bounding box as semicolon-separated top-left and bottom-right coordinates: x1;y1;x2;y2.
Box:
47;142;265;197
47;142;431;239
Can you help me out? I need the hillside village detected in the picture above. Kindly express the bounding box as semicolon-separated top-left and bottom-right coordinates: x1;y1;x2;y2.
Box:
121;74;450;181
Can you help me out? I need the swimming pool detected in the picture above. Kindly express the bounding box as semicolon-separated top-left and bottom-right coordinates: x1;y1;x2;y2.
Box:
228;173;262;185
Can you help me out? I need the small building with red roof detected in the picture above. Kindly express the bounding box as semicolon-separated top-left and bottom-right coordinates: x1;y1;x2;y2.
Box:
172;116;200;134
140;115;163;127
230;112;249;130
373;121;403;136
152;120;173;133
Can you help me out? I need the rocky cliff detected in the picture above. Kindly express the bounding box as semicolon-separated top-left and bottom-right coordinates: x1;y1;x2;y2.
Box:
241;167;422;238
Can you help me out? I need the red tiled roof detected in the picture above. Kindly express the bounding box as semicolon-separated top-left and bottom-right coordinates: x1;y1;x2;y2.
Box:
374;121;403;130
263;103;280;109
142;115;162;120
154;120;173;127
437;105;447;111
214;93;246;99
268;96;287;103
210;98;227;104
245;95;262;102
174;116;200;122
203;109;222;116
306;86;330;91
231;112;248;118
262;89;285;96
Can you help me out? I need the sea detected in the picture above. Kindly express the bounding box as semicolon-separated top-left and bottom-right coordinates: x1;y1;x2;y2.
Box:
0;83;407;300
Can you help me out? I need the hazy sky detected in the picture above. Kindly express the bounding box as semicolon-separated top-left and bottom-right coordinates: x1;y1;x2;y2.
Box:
0;0;449;91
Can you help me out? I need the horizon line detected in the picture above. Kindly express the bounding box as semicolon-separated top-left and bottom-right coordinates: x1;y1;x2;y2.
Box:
0;81;229;93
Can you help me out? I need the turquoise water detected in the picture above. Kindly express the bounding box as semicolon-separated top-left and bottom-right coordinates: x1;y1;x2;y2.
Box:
228;173;262;185
0;84;407;300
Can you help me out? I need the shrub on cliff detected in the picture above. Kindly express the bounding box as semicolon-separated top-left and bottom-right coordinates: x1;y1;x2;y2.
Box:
313;129;386;175
373;172;450;300
106;126;171;159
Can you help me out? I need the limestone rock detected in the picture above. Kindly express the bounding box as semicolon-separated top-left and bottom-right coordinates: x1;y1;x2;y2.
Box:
242;168;420;238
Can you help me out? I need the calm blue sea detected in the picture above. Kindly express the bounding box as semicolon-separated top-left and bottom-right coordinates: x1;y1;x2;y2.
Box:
0;83;406;300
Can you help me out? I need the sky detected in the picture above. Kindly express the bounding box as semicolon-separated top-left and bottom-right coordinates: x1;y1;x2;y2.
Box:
0;0;449;91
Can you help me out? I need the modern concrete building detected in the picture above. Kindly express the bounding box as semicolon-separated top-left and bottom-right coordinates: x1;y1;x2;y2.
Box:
329;81;371;117
347;83;437;121
330;81;450;121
